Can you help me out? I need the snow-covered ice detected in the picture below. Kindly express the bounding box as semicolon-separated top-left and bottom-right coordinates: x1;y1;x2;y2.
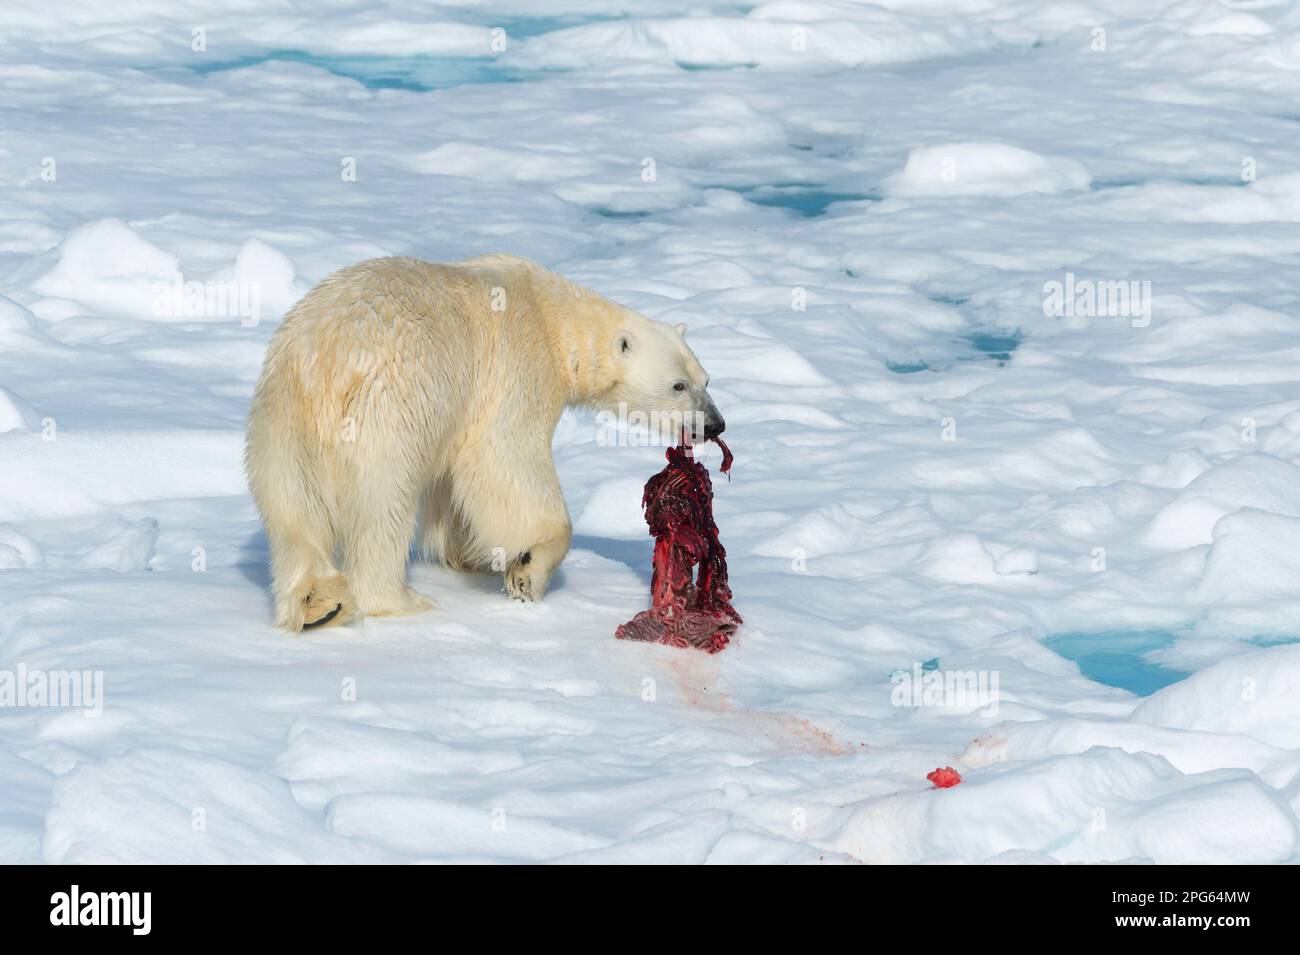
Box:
2;0;1300;864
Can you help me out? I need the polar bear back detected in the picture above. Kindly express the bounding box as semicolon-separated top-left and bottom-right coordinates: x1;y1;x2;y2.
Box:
259;255;585;468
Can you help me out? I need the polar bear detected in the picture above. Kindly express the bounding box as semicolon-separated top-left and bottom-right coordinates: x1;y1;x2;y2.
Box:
245;254;726;631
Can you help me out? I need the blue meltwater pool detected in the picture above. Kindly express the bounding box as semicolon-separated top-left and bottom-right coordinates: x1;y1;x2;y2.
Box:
1044;630;1190;696
1046;630;1300;696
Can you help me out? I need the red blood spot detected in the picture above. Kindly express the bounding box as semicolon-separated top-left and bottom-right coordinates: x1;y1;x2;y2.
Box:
927;767;963;789
615;437;741;654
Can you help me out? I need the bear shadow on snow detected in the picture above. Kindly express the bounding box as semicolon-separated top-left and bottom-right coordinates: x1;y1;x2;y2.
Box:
237;527;648;609
236;531;271;591
571;534;653;586
413;560;572;599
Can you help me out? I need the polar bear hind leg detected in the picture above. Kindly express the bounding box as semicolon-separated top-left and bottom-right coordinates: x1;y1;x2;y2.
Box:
266;524;355;632
246;382;357;631
335;453;436;619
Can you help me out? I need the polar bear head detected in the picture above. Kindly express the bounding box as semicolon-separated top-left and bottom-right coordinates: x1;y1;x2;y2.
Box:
606;316;725;444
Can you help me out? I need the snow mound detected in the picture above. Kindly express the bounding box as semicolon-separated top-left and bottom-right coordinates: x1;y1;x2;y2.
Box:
921;538;1038;581
31;219;178;319
754;502;865;560
884;143;1092;198
0;296;39;347
516;11;985;70
0;430;245;523
696;335;829;386
228;237;303;322
326;793;607;861
1186;14;1273;37
1054;774;1296;864
0;386;40;433
276;717;526;813
1133;645;1300;749
994;547;1038;576
917;534;1000;584
0;524;43;569
1144;454;1300;549
1112;174;1300;225
75;517;159;572
410;143;598;183
962;717;1296;785
43;749;383;864
574;477;651;540
825;748;1296;864
1196;510;1300;606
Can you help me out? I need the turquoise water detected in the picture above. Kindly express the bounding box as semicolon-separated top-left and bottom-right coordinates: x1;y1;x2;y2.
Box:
1046;630;1300;696
1091;176;1250;191
886;360;931;374
677;62;757;72
731;184;879;217
1044;630;1189;696
594;183;879;224
884;327;1022;375
888;657;942;680
884;295;1023;372
965;329;1022;363
591;208;653;221
185;12;836;91
180;10;786;91
181;15;626;90
1249;634;1300;648
189;50;546;91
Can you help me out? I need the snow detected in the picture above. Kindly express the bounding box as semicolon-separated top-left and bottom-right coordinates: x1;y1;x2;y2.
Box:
1134;644;1300;749
0;385;40;433
32;219;180;320
0;525;43;570
883;144;1092;198
2;0;1300;864
0;299;40;350
826;747;1296;864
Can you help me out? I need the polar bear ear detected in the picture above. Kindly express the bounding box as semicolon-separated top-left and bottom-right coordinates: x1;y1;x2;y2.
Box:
674;322;687;338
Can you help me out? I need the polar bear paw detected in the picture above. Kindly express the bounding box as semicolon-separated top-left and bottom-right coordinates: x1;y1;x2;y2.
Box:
505;551;544;601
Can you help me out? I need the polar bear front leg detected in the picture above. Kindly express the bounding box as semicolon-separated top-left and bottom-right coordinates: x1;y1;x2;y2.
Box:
452;438;571;601
501;452;571;601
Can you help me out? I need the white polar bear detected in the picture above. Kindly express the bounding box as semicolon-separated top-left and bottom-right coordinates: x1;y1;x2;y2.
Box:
245;255;726;631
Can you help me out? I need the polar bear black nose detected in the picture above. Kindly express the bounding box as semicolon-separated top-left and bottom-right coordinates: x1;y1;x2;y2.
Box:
704;416;725;438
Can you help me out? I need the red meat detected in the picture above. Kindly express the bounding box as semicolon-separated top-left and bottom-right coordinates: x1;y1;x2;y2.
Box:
615;437;741;653
927;767;963;789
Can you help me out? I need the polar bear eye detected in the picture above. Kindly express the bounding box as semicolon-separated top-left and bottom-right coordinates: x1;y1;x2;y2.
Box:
673;381;687;392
